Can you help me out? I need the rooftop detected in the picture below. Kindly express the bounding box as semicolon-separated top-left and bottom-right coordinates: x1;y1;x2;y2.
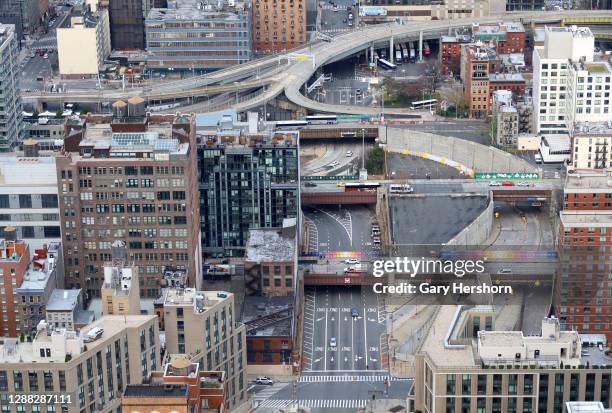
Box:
564;171;612;192
241;295;294;337
572;59;612;75
560;212;612;227
566;402;612;413
123;384;189;398
16;243;62;292
79;127;189;157
472;21;525;34
162;288;232;312
571;121;612;136
46;289;81;312
547;25;593;38
489;73;525;82
541;134;570;152
245;228;296;263
198;129;297;149
146;0;247;22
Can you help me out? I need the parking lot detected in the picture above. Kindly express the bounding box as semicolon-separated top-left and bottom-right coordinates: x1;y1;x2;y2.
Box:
389;196;489;245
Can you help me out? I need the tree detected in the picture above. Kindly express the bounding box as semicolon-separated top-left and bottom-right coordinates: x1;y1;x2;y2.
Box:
444;85;469;118
55;108;64;118
366;147;385;175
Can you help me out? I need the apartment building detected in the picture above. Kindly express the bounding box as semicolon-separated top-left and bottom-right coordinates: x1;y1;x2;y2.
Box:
569;122;612;170
162;288;247;409
565;59;612;126
0;315;160;413
45;288;93;330
100;243;140;316
440;35;470;77
460;43;501;118
0;148;61;251
0;0;47;39
489;73;526;100
197;130;298;256
57;3;111;78
0;236;30;337
107;0;166;50
472;22;525;54
0;24;22;151
532;26;595;135
557;172;612;341
252;0;306;52
122;385;191;413
413;305;612;413
56;108;201;299
145;0;251;72
244;220;297;296
15;242;64;339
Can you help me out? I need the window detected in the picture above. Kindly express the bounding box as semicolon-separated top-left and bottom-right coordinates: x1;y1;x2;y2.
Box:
41;194;58;208
19;195;32;208
447;374;456;395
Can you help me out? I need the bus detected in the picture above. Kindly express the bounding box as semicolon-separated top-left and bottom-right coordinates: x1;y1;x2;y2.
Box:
276;120;309;129
389;184;414;194
305;114;338;124
377;58;396;70
409;42;416;62
410;99;437;110
345;182;381;192
395;44;402;64
402;43;409;61
423;41;431;56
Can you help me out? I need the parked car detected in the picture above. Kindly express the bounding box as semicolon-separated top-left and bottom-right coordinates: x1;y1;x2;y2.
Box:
501;181;515;187
255;376;274;385
489;181;501;187
345;258;360;264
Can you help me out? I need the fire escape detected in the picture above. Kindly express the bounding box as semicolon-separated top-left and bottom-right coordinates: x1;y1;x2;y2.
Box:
595;141;609;169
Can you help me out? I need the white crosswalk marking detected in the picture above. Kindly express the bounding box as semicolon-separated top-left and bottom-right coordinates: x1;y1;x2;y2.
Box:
297;375;403;382
258;399;369;408
253;383;290;403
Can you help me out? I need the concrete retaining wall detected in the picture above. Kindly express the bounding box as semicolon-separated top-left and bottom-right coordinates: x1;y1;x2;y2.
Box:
383;127;540;175
447;195;494;246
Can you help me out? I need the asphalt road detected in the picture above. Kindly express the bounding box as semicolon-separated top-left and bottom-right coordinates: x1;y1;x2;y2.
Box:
389;195;490;245
301;143;365;176
491;203;554;248
386;153;465;179
303;206;374;254
320;0;355;34
393;120;490;145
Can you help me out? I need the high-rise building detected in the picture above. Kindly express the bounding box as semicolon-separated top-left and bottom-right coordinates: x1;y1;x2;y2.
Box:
0;145;61;251
532;26;601;135
0;0;45;40
57;3;111;78
252;0;306;53
412;305;612;413
0;24;22;151
0;315;160;413
108;0;166;50
56;109;201;299
505;0;544;10
557;171;612;341
197;130;298;256
162;288;247;409
0;235;30;337
569;121;612;170
15;242;64;339
145;0;251;72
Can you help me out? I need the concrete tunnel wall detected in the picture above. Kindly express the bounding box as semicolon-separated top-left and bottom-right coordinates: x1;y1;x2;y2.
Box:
382;127;540;175
446;195;494;247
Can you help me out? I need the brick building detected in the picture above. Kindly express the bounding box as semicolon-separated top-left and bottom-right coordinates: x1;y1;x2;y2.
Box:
252;0;306;52
460;44;501;118
488;73;526;100
439;35;470;77
0;233;30;337
472;21;526;54
56;106;201;300
557;172;612;341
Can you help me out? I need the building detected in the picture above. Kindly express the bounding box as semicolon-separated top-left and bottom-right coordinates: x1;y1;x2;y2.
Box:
565;59;612;127
55;108;201;299
241;295;294;374
252;0;306;52
505;0;544;10
540;134;571;163
0;0;46;40
197;129;298;256
488;73;525;100
23;117;66;143
57;3;111;77
145;0;251;72
567;402;612;413
413;305;612;413
0;236;30;337
440;35;470;77
0;146;61;251
108;0;166;50
557;172;612;341
122;384;191;413
460;43;501;118
569;122;612;170
532;26;596;135
100;243;140;316
472;22;525;54
45;288;94;330
162;288;247;409
353;0;505;22
0;315;160;413
494;106;519;146
0;24;22;151
15;242;64;339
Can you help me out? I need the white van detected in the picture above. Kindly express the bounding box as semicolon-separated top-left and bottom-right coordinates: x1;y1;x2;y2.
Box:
534;153;542;164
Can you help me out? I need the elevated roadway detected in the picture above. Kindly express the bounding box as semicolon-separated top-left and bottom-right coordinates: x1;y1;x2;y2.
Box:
26;11;612;113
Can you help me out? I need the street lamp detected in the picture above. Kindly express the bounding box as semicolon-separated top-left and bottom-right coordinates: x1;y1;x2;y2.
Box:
361;128;365;170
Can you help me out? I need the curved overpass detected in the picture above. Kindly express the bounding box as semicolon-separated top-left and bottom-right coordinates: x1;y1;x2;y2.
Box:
31;11;612;113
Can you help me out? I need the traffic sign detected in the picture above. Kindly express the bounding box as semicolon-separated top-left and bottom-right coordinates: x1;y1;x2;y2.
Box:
301;175;358;181
475;172;539;180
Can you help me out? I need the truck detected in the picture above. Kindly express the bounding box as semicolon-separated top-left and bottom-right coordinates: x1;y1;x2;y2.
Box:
395;44;402;64
206;264;236;276
409;42;416;62
402;43;409;61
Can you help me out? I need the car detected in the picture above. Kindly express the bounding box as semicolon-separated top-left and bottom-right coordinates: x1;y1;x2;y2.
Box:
304;182;317;187
30;53;35;58
255;376;274;385
489;181;502;187
498;268;512;274
84;327;104;343
329;337;337;348
333;5;339;10
43;54;48;59
501;181;515;187
348;21;353;26
336;181;346;187
329;160;339;167
356;88;362;95
346;151;353;157
345;258;360;265
347;5;352;10
517;181;530;187
351;308;359;318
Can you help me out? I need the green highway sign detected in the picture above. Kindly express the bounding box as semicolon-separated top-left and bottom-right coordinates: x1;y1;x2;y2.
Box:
301;175;358;181
475;172;540;180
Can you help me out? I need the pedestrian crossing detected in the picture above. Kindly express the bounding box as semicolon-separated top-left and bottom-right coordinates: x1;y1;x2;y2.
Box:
321;28;353;33
297;375;404;382
253;383;290;403
257;399;369;409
